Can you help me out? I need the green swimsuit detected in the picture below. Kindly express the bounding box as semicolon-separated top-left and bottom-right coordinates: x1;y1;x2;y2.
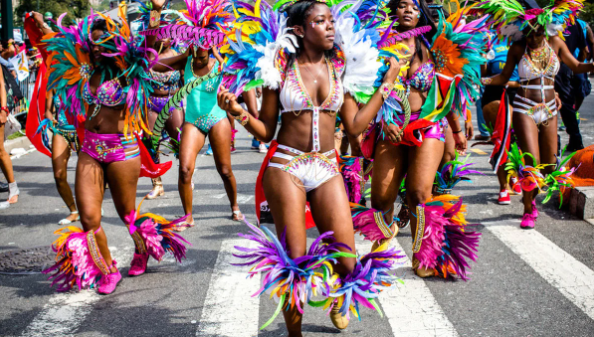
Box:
184;57;227;133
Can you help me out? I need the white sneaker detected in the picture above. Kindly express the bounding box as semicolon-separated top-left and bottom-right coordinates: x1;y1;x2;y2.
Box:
258;143;268;153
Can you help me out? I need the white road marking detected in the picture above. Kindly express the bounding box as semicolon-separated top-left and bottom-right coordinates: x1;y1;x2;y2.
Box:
196;239;261;337
211;193;253;204
485;220;594;320
10;148;36;160
356;237;459;337
22;246;132;337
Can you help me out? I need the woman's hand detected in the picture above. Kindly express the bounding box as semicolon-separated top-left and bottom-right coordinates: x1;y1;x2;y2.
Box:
555;92;562;111
383;57;403;84
465;120;474;140
382;122;402;144
452;131;467;155
218;87;244;116
30;12;45;27
0;110;7;124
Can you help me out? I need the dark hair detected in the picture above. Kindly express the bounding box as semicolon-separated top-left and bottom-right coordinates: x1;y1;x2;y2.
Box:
91;19;108;33
387;0;437;62
283;0;335;66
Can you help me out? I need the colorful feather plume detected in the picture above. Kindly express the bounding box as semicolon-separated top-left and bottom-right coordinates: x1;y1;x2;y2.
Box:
505;143;548;193
339;155;373;204
309;241;404;320
233;220;353;329
414;195;481;280
43;227;111;292
351;203;397;241
543;147;578;207
434;153;483;193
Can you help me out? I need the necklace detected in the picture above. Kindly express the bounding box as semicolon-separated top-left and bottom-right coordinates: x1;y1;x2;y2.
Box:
299;58;327;84
529;43;547;62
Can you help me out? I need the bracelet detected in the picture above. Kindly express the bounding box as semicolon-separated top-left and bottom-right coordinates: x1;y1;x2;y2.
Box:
481;77;493;86
235;110;250;126
1;107;9;114
149;10;160;28
452;129;463;134
380;82;394;100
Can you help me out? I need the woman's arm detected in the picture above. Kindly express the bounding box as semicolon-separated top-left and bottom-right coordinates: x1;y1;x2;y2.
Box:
144;0;167;50
482;43;523;86
0;66;7;124
152;49;189;72
218;87;279;142
241;89;260;118
552;36;594;74
341;57;402;137
45;89;54;120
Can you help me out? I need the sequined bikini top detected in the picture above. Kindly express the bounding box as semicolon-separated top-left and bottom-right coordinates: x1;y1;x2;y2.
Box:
278;57;344;152
82;77;126;107
518;42;560;83
402;61;435;92
279;59;344;114
150;70;181;92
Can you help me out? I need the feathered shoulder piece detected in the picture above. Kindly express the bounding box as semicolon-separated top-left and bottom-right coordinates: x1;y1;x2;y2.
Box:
419;6;488;122
44;14;94;126
220;0;386;102
473;0;584;41
139;0;231;49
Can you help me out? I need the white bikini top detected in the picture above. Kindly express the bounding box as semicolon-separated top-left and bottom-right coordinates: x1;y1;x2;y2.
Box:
279;58;344;152
518;42;560;85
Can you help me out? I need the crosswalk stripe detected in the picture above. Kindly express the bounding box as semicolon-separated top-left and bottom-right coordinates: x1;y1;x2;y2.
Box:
356;237;460;337
196;239;261;337
470;148;487;155
21;246;131;337
485;221;594;320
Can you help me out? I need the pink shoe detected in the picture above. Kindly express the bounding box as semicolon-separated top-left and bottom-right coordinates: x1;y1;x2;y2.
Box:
531;200;539;217
128;253;149;276
97;268;122;295
520;213;536;229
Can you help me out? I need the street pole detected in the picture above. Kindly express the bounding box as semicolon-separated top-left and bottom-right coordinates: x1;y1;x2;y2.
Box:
1;0;14;42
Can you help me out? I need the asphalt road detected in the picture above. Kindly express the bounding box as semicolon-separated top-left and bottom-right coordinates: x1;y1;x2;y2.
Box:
1;93;594;337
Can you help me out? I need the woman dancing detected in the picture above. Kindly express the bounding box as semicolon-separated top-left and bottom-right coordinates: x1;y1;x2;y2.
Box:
137;3;185;199
40;5;190;295
478;0;589;228
0;55;17;208
146;0;244;225
218;0;402;334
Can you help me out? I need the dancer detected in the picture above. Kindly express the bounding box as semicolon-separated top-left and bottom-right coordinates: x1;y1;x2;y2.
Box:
145;0;245;225
0;54;17;208
136;3;185;200
45;90;81;225
39;5;190;295
358;0;482;279
218;0;402;333
478;0;588;228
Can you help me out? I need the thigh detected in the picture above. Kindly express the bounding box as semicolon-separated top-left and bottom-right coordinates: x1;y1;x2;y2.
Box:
513;112;541;165
371;139;408;206
538;116;558;171
407;138;445;198
442;126;455;166
263;168;308;260
75;152;105;230
309;175;356;271
179;123;206;168
105;156;141;222
209;119;232;168
147;110;158;132
166;108;184;141
52;134;71;172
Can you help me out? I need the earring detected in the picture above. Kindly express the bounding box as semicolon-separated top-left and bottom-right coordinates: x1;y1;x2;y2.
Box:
417;14;421;18
298;34;304;38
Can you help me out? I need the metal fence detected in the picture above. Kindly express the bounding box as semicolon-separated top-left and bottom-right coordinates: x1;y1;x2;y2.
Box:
14;68;38;118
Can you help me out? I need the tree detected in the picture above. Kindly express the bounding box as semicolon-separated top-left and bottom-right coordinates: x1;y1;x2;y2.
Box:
14;0;91;27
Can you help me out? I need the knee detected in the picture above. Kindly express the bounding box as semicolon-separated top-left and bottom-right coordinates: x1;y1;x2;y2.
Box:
407;189;432;208
54;169;67;183
179;164;194;183
217;165;233;181
80;213;102;231
370;190;394;212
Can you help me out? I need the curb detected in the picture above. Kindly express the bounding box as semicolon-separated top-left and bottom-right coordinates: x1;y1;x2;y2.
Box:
568;186;594;221
3;136;32;155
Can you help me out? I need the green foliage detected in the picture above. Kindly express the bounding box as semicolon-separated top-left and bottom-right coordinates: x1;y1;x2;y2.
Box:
15;0;91;27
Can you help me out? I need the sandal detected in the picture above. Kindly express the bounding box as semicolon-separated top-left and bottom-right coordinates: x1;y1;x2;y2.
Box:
173;220;194;232
59;211;80;226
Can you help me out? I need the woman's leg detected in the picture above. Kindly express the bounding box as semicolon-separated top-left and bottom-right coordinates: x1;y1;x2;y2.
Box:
513;112;541;215
0;123;15;184
209;118;242;220
145;110;165;199
104;156;141;225
370;139;408;223
441;125;456;167
538;116;559;175
178;123;206;224
75;152;113;270
406;138;445;275
52;134;77;221
227;113;236;151
263;168;308;337
165;108;184;143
